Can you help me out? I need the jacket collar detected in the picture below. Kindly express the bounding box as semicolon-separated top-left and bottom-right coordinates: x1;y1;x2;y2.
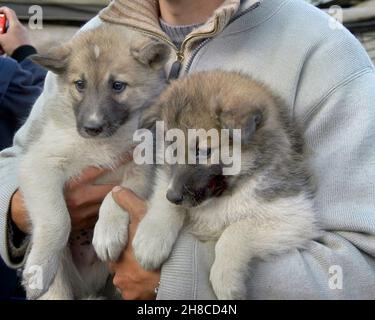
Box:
99;0;260;52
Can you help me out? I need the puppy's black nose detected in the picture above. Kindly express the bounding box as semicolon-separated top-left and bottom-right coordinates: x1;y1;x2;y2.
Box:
84;122;104;136
166;190;184;205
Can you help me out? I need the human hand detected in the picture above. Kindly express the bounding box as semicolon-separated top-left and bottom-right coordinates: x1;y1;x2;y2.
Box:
0;7;31;55
109;187;161;300
10;167;116;234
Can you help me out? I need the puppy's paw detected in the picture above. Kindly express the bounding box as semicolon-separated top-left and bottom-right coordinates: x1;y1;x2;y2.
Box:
93;210;129;262
23;252;60;300
210;261;247;300
132;219;175;271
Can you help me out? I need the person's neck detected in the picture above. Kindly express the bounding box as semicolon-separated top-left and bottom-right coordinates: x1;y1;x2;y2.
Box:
159;0;225;26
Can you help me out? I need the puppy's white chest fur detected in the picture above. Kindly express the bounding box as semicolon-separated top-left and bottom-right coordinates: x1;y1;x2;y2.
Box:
27;119;134;178
187;180;259;240
188;178;315;242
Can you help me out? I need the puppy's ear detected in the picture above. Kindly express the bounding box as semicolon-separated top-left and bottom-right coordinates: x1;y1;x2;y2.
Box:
30;45;71;74
218;107;264;144
139;103;162;130
131;39;171;70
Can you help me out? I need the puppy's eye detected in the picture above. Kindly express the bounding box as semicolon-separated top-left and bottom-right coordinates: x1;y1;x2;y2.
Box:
196;147;211;159
74;80;86;92
112;81;127;93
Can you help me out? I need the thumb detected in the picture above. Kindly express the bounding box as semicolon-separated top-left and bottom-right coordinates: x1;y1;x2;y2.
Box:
111;186;147;223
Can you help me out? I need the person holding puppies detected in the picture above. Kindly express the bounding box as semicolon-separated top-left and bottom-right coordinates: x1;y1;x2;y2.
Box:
1;0;375;300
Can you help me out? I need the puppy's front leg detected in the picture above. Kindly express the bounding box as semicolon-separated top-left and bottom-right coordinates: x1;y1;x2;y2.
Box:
20;160;71;300
93;163;152;262
38;253;73;300
93;192;129;262
210;215;316;300
132;171;185;271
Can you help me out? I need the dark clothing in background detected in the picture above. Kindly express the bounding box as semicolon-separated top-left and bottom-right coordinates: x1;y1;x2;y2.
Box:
0;45;47;299
0;46;47;150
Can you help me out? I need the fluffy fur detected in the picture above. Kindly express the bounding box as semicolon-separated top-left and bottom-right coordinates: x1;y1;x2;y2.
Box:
132;71;319;300
19;24;170;299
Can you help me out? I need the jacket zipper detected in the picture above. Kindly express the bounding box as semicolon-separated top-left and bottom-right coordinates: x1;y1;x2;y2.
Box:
184;1;262;74
123;1;260;79
167;16;220;80
124;23;219;80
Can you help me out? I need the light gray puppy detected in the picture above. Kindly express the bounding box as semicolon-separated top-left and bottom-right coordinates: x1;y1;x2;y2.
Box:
132;71;319;300
19;24;170;300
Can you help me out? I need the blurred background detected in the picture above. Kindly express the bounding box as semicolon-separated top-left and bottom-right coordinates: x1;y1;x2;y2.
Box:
315;0;375;63
1;0;374;62
2;0;110;52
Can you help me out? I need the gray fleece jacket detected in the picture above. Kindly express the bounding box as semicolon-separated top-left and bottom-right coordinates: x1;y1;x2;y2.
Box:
1;0;375;299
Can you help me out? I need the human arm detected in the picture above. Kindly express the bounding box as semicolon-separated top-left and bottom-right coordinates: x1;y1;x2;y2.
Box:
0;69;53;268
0;57;47;149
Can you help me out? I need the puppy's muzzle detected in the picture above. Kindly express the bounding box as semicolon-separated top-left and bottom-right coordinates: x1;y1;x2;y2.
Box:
83;120;104;137
166;189;184;205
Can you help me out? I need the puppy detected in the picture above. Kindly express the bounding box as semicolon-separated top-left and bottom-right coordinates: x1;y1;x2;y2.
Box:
19;24;170;299
132;71;319;300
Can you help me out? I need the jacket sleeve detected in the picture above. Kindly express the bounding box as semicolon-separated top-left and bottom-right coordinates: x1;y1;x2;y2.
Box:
0;57;46;119
0;56;47;150
157;68;375;300
0;71;57;268
0;16;103;269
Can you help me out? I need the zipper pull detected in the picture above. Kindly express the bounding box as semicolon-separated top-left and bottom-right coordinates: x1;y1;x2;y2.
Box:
168;52;184;81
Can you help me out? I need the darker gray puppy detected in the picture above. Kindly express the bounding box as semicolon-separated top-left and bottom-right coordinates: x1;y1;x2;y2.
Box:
133;71;318;300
